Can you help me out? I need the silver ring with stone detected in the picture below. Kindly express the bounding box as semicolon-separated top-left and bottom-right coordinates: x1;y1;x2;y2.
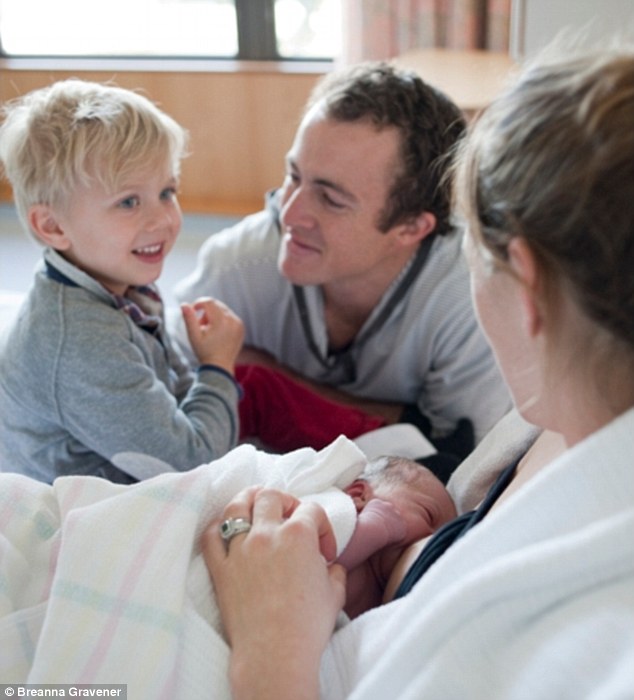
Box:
219;517;252;545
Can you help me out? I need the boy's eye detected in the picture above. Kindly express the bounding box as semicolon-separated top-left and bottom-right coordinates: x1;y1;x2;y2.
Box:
119;195;140;209
160;186;178;201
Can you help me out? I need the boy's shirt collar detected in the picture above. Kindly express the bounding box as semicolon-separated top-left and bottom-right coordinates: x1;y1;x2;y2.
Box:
43;247;163;334
113;286;162;334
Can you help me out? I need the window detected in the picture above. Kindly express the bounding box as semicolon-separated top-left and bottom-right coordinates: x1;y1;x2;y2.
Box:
0;0;341;61
275;0;341;59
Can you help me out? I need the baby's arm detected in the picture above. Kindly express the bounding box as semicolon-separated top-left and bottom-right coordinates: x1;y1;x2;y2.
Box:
336;499;406;570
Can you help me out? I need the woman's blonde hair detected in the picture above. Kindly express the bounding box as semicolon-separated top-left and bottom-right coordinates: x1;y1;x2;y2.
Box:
0;79;189;239
454;46;634;352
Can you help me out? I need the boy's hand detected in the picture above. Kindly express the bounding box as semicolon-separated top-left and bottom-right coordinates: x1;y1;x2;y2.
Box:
181;297;244;374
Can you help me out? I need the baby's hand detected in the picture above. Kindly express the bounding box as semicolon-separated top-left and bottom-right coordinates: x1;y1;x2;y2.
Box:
366;499;407;544
181;297;244;374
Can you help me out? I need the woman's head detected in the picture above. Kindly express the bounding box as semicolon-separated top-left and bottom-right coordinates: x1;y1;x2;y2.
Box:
0;79;189;240
454;47;634;425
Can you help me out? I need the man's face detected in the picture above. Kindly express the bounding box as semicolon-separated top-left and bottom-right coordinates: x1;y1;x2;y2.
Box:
277;105;406;289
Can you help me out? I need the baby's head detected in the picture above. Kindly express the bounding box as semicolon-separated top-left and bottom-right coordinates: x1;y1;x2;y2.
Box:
352;456;457;542
0;79;188;241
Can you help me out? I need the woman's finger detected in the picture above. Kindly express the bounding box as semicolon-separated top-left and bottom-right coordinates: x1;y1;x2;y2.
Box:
289;500;340;562
203;485;261;568
251;487;302;524
221;485;262;521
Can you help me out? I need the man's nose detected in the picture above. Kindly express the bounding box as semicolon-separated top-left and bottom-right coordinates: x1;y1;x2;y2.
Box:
280;186;313;230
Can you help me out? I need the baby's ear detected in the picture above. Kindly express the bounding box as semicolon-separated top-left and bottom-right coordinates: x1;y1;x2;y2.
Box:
344;479;373;512
28;204;70;250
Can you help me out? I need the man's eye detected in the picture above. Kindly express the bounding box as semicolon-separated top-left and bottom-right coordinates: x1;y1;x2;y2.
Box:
322;192;345;209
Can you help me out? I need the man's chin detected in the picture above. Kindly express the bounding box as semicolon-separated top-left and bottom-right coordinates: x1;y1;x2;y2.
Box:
278;255;322;287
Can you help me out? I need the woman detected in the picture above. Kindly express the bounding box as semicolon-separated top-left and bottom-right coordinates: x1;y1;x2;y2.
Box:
203;47;634;699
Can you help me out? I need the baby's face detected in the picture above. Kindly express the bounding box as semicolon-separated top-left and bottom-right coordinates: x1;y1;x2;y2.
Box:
374;472;457;544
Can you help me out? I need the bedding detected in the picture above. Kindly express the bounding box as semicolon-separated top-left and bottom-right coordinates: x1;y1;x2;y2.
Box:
0;290;24;335
0;436;365;693
3;399;632;699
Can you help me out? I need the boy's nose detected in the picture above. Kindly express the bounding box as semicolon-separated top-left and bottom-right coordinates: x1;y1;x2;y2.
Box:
146;206;178;233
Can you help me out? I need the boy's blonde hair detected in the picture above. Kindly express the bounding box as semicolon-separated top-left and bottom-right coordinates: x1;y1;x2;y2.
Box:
0;79;189;239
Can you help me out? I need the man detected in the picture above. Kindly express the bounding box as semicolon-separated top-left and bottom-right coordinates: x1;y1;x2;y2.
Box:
173;62;511;459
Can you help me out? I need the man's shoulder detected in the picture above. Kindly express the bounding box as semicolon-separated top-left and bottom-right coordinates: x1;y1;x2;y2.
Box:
174;207;287;312
401;232;468;302
427;230;465;273
184;209;282;287
202;208;280;260
390;232;479;347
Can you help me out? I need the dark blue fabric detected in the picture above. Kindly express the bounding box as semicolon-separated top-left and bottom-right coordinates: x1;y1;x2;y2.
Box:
45;260;79;287
394;457;520;599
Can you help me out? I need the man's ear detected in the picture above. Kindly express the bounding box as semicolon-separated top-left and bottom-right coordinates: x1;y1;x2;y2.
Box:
28;204;70;250
507;236;542;338
394;211;437;248
344;479;374;513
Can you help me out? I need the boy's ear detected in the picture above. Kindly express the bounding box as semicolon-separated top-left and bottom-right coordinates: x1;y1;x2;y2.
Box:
28;204;70;250
344;479;374;512
394;211;437;248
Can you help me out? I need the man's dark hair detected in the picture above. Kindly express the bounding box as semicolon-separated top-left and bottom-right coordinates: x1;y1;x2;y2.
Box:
307;62;466;235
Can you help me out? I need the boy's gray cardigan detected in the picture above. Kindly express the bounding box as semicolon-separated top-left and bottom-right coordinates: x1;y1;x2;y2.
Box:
0;248;240;483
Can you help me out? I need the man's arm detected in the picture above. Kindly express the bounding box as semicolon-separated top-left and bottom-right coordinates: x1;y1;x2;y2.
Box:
238;345;404;424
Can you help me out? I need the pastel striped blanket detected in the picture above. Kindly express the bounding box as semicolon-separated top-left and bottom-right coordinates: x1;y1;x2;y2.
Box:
0;436;366;695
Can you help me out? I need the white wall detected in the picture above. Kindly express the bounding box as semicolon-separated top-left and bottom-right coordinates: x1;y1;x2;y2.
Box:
511;0;634;60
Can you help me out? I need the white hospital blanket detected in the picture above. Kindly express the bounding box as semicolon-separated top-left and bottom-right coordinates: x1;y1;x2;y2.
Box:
0;436;366;694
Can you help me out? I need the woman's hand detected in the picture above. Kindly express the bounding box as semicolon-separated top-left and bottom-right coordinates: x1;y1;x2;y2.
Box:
202;486;347;700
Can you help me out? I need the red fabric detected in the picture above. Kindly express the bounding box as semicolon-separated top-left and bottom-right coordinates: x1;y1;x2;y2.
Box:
236;364;386;453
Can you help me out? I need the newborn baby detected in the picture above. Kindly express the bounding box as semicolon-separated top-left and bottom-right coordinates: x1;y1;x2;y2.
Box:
337;456;457;619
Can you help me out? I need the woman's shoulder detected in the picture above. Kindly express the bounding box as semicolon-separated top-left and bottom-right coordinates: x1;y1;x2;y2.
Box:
447;409;542;513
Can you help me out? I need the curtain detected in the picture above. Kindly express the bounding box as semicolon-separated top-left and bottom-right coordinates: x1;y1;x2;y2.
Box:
341;0;511;64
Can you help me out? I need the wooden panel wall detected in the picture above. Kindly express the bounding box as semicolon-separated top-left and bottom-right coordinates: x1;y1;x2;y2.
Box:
0;63;324;215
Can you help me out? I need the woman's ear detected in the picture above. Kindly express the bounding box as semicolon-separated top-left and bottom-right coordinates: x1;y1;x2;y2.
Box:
507;236;542;338
28;204;70;250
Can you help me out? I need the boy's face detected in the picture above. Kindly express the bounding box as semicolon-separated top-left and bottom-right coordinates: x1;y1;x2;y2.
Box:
41;161;182;296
